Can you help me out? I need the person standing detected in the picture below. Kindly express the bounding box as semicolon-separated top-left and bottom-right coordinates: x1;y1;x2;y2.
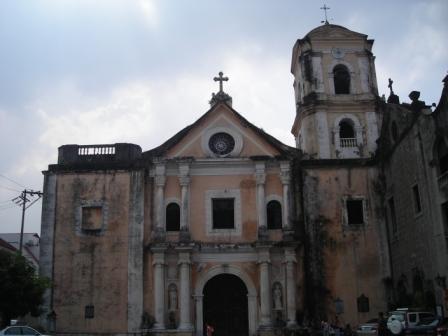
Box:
206;323;214;336
378;312;388;336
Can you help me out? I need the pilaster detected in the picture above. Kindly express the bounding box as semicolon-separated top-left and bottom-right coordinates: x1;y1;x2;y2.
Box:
280;162;291;230
257;247;272;329
178;160;192;241
177;248;193;331
152;248;167;330
284;248;298;327
154;162;166;240
255;162;267;239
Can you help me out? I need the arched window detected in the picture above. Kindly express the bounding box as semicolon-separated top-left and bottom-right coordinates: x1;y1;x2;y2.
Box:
436;139;448;175
166;203;180;231
267;200;282;230
339;119;357;147
333;65;350;94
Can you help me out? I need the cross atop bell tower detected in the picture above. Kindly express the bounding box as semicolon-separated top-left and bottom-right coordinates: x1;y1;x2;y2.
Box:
320;4;330;25
210;71;232;107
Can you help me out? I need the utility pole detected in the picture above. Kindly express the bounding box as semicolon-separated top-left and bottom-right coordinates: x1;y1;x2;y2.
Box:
13;189;43;254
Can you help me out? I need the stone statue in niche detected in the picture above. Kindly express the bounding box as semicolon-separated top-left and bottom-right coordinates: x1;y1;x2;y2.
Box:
168;284;178;311
273;282;283;310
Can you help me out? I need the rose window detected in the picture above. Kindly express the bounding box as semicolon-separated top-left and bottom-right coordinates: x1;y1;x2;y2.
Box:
208;132;235;156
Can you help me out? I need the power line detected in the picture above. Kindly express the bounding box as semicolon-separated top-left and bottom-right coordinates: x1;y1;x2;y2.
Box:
0;204;16;211
0;185;21;192
0;173;26;188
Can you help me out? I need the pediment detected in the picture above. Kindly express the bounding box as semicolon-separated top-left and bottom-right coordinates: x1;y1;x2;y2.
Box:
146;102;293;160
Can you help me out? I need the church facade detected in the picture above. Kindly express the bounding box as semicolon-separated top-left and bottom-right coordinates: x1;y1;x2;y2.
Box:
39;23;448;336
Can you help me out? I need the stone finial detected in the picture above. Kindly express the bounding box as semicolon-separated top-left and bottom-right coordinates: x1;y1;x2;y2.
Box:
387;78;400;104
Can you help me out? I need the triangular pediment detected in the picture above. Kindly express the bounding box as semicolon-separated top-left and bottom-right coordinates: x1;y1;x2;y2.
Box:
144;102;294;160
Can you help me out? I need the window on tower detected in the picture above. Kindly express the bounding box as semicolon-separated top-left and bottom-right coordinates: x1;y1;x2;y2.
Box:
339;119;357;147
345;199;365;226
333;64;350;94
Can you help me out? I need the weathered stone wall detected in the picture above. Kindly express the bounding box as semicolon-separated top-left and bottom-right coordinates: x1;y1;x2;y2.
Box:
302;164;388;326
51;171;138;333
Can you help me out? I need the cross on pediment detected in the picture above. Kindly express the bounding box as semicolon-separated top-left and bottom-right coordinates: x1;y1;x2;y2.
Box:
214;71;229;93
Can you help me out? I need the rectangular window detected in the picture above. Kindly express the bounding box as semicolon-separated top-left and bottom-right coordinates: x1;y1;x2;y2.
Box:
82;206;103;231
212;198;234;229
388;197;398;235
346;199;364;225
85;305;94;319
412;185;422;214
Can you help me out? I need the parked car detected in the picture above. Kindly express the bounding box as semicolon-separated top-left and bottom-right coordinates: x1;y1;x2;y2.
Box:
405;317;445;335
0;326;50;336
357;318;378;336
387;309;436;335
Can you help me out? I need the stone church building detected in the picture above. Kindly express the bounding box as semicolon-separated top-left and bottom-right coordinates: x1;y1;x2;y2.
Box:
39;23;448;336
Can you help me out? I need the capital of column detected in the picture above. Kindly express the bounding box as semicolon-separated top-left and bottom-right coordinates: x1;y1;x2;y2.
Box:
257;249;271;265
280;162;291;185
179;176;191;186
193;295;204;302
177;252;191;266
256;173;266;185
254;162;266;185
280;172;290;185
178;160;191;176
155;175;166;187
152;252;166;266
284;248;297;264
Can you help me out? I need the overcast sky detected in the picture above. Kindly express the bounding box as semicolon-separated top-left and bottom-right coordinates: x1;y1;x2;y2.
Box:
0;0;447;235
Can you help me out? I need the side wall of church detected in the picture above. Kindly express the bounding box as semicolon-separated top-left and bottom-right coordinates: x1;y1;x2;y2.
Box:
51;171;136;333
382;105;448;311
302;165;389;326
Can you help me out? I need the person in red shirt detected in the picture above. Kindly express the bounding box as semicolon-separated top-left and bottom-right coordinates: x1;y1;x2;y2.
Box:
206;323;214;336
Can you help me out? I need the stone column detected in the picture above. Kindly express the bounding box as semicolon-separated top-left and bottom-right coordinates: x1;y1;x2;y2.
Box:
258;248;272;328
178;251;193;331
154;162;166;238
152;250;166;329
194;295;203;336
178;161;191;241
255;162;267;237
280;162;291;229
284;248;297;327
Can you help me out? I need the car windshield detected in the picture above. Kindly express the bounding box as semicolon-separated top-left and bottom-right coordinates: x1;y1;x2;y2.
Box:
389;313;405;322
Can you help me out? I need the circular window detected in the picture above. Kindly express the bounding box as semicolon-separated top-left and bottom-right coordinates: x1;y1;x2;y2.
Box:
208;132;235;156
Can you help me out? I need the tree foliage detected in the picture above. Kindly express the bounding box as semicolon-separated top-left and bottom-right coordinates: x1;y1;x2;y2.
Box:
0;250;49;327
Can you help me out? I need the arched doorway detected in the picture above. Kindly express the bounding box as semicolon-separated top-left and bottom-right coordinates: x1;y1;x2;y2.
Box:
203;274;248;336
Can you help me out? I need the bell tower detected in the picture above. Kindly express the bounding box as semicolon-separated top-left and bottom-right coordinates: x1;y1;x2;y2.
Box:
290;24;380;159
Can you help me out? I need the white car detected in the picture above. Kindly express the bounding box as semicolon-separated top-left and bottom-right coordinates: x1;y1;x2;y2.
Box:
0;326;50;336
387;309;436;335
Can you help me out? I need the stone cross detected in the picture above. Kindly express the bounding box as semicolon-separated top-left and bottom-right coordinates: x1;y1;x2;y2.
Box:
320;4;330;24
214;71;228;93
